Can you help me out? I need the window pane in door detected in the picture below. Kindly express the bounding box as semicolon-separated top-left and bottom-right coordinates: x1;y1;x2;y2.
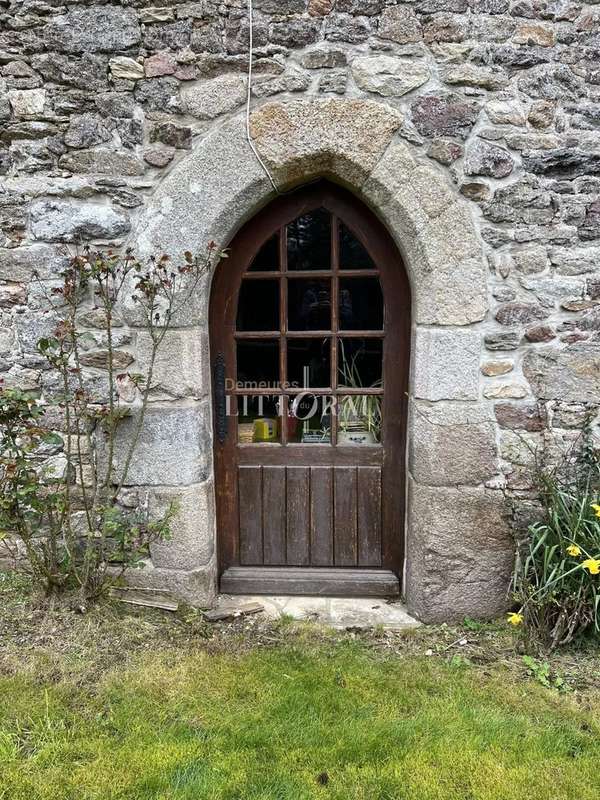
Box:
288;278;331;330
288;394;332;444
237;395;282;444
236;279;279;331
339;222;376;270
337;394;382;445
248;234;279;271
339;277;383;331
287;337;331;389
338;339;383;388
287;208;331;271
237;339;279;388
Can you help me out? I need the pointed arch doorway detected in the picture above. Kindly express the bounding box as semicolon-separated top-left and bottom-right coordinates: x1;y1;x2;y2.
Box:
210;181;411;596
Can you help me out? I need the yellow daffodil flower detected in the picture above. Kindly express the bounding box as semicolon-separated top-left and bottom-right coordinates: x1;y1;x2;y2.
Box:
591;503;600;519
582;558;600;575
507;612;523;626
566;544;582;557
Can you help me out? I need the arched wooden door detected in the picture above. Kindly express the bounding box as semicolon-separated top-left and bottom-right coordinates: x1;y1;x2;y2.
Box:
210;182;410;596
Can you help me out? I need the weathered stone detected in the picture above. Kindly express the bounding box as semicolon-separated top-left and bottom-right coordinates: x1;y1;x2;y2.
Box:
411;93;479;139
518;64;585;101
145;52;178;78
30;200;130;243
64;113;112;149
523;345;600;402
484;331;521;350
410;402;498;486
32;52;108;91
96;92;135;119
324;13;372;43
249;98;403;188
481;360;513;377
527;100;555;128
319;70;348;94
465;139;514;179
351;56;430;97
495;302;548;325
106;404;210;486
150;122;192;150
485;98;527;126
45;8;140;54
406;480;512;623
135;329;207;399
308;0;334;14
143;20;192;52
578;307;600;331
494;402;547;432
109;57;144;81
336;0;383;13
134;78;180;113
513;23;556;47
443;64;508;90
139;7;176;23
427;138;462;165
550;247;600;276
483;382;528;399
553;403;597;430
181;75;246;119
270;18;321;48
0;244;69;281
512;246;547;275
149;482;215;570
252;67;311;97
8;89;45;116
523;149;600;178
525;324;556;342
144;146;175;168
300;47;347;69
58;149;144;176
79;349;133;370
378;6;422;43
413;328;480;401
580;200;600;242
561;299;597;313
0;282;26;307
460;182;491;202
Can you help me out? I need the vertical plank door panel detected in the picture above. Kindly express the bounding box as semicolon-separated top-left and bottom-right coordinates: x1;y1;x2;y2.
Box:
262;466;286;565
310;466;333;565
286;466;310;565
334;467;358;566
357;466;382;567
238;466;263;565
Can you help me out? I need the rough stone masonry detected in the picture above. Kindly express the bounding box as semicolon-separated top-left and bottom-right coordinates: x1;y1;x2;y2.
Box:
1;0;599;621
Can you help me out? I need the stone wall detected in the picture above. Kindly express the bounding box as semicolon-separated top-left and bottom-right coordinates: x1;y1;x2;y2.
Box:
1;0;599;620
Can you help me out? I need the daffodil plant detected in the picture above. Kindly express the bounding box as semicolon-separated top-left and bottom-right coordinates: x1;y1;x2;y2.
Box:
511;430;600;649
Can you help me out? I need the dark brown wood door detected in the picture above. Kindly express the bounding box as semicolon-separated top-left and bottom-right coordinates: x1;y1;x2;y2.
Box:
210;182;410;596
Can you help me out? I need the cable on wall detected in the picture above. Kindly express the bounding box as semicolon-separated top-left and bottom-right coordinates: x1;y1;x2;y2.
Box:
246;0;280;193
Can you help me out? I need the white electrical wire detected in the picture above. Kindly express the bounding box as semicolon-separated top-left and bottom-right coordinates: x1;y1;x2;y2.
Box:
246;0;280;193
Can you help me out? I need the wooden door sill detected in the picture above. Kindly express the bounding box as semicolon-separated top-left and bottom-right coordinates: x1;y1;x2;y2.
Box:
220;567;400;597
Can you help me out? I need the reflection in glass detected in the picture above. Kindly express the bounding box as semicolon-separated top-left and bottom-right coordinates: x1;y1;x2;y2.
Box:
287;208;331;271
339;222;376;270
248;234;279;271
236;279;279;331
338;339;383;388
287;337;331;389
237;339;279;387
337;395;382;445
237;395;281;444
339;277;383;331
288;278;331;330
288;394;332;444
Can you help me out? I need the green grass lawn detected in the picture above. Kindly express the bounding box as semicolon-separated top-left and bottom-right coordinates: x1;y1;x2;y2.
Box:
1;574;600;800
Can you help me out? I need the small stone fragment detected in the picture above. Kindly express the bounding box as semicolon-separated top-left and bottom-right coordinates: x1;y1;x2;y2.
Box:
481;361;513;377
524;325;555;342
427;138;462;165
109;57;144;80
144;146;175;167
483;383;529;399
465;139;514;178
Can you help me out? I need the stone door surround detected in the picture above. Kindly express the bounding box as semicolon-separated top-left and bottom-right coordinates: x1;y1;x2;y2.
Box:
127;97;512;623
